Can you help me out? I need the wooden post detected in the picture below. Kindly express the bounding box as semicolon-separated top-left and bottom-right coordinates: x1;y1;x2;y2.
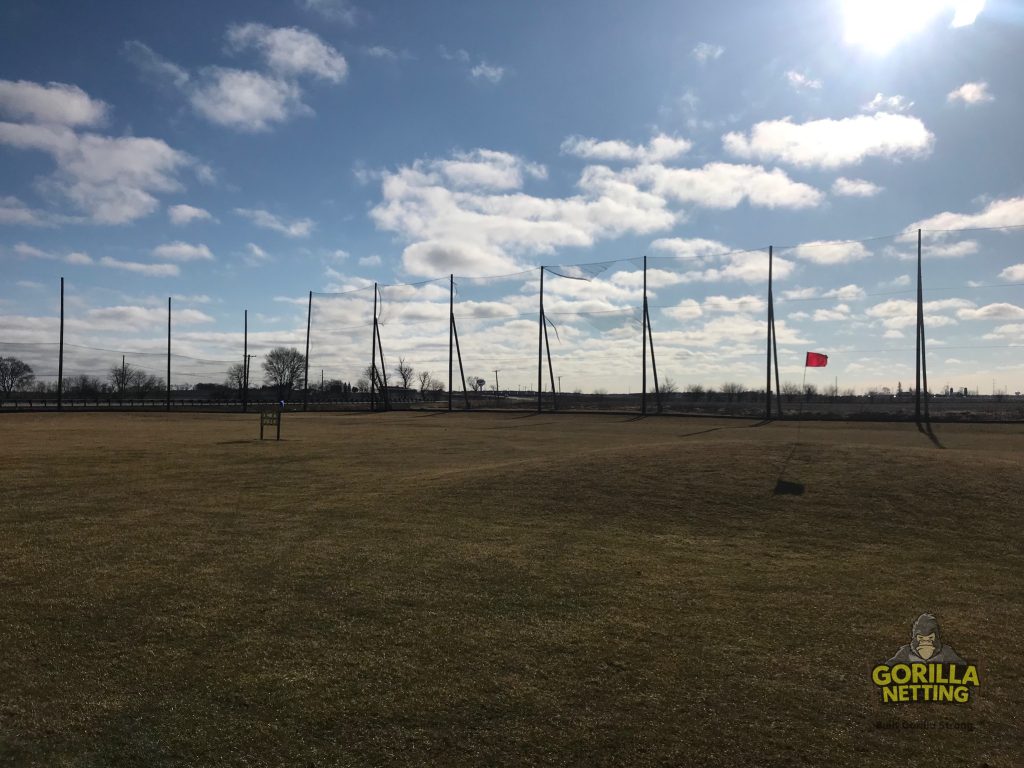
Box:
303;290;312;412
166;297;171;412
57;277;64;411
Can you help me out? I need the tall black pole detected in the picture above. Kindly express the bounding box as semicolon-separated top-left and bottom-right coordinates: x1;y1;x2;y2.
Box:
918;229;930;421
121;355;125;403
765;246;773;419
646;302;661;413
166;297;171;412
303;290;312;412
537;267;544;413
370;284;378;412
57;277;64;411
642;255;648;415
771;301;782;417
544;315;557;410
243;309;248;413
917;230;925;421
448;274;454;412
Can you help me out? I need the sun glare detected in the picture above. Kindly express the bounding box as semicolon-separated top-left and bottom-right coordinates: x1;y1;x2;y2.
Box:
841;0;985;54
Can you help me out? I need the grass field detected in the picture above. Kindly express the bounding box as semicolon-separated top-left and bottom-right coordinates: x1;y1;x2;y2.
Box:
1;412;1022;767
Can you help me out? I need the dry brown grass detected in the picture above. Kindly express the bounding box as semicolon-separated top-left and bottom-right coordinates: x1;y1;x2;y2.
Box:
1;412;1022;767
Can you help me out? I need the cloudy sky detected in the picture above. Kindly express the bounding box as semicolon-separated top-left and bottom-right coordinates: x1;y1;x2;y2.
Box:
2;0;1023;394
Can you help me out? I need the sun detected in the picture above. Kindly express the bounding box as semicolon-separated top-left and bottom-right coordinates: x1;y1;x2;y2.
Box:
841;0;986;54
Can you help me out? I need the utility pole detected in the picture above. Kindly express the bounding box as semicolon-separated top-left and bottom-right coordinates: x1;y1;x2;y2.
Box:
494;369;500;397
242;310;248;412
166;297;171;412
57;277;64;411
121;355;126;402
558;375;562;393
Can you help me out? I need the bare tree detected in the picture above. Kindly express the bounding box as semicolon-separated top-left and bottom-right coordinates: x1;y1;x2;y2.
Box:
108;362;135;397
132;372;164;398
263;347;306;399
362;364;389;390
0;357;35;395
781;381;802;401
226;363;246;400
396;357;415;389
417;370;432;392
660;377;679;394
69;374;102;396
720;382;744;402
685;383;705;397
468;376;486;392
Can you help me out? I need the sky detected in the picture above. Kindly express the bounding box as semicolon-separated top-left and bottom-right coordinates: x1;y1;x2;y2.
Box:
2;0;1024;395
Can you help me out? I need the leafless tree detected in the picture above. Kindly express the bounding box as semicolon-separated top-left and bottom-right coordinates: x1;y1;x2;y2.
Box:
108;362;135;397
468;376;486;392
417;370;432;392
781;381;802;401
226;363;246;400
720;382;744;402
69;374;102;396
396;357;415;388
660;377;679;394
133;372;164;398
0;357;34;394
263;347;306;399
685;383;705;396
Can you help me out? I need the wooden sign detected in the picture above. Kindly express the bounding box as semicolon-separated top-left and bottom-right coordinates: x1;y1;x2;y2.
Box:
260;409;281;441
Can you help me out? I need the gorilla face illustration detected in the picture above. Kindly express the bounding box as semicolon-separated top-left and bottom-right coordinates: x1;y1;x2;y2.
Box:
910;614;942;659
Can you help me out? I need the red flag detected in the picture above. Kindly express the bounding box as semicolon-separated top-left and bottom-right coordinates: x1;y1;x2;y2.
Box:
805;352;828;368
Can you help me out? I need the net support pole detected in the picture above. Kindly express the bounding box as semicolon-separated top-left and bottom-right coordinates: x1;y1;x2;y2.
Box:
243;309;248;413
765;246;773;420
452;317;470;409
917;229;930;422
57;277;64;411
915;230;922;422
375;314;390;411
166;297;171;412
303;290;312;411
771;299;782;417
544;315;557;411
642;255;648;415
537;266;544;413
370;283;377;412
645;301;661;413
448;274;454;412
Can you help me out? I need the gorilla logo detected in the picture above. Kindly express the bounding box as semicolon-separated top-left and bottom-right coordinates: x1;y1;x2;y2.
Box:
885;613;966;665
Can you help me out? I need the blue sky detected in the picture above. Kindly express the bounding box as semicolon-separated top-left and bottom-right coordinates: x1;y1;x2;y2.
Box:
2;0;1023;394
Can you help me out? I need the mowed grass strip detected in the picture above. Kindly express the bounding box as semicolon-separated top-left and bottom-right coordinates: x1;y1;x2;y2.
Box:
1;412;1022;767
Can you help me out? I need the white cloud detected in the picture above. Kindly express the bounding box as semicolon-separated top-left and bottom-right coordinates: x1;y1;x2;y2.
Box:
13;242;51;259
983;323;1024;340
904;197;1024;237
823;284;866;300
438;46;471;63
151;241;214;261
359;254;382;267
781;287;818;300
649;238;731;260
791;240;871;265
243;243;271;266
691;43;724;63
866;297;973;329
703;295;765;313
832;177;883;197
299;0;358;25
226;23;347;82
999;264;1024;282
87;305;213;328
723;112;934;169
0;79;107;126
814;305;852;321
561;133;692;164
364;46;398;60
470;62;505;83
168;204;213;225
66;252;93;265
190;68;309;132
786;71;822;90
957;303;1024;320
235;208;314;237
947;81;993;105
437;149;546;190
0;121;194;224
0;196;53;226
663;299;702;321
99;256;179;277
862;93;912;113
624;162;823;208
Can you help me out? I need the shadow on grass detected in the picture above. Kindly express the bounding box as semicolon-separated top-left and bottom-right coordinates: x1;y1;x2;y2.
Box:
917;419;946;449
773;443;806;495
